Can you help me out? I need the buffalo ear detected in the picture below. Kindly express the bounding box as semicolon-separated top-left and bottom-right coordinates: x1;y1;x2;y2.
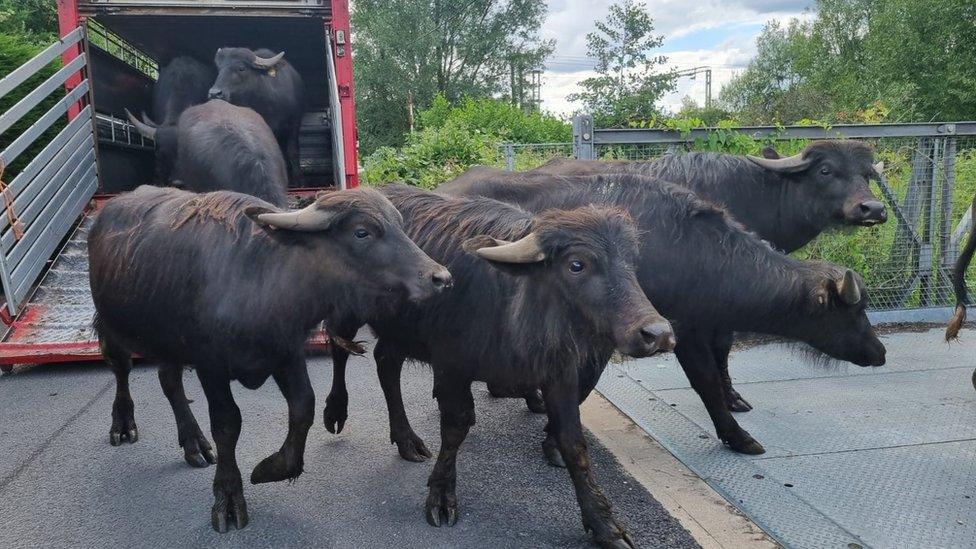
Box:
761;145;781;159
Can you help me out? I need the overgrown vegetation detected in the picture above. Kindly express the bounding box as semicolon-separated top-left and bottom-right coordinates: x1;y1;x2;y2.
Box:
362;96;569;188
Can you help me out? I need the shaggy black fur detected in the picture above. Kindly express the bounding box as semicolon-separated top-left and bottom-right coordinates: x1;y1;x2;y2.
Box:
89;185;446;533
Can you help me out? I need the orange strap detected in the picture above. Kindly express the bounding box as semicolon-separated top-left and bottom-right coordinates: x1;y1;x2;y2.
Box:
0;161;24;241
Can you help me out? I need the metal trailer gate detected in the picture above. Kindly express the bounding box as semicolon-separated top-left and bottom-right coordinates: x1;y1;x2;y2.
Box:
498;116;976;321
0;27;99;323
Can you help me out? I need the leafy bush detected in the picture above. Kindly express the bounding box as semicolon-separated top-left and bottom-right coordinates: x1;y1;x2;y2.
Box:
362;96;570;188
0;32;62;179
419;95;571;144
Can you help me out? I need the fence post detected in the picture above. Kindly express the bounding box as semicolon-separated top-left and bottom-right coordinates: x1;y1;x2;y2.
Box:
938;137;957;301
573;114;595;160
503;143;515;171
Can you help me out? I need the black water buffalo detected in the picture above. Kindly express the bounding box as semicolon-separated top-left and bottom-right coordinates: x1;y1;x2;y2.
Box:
517;141;887;412
208;48;305;185
127;99;288;206
323;174;886;462
439;172;886;454
151;56;216;126
947;196;976;341
329;184;672;547
89;185;451;532
146;56;216;182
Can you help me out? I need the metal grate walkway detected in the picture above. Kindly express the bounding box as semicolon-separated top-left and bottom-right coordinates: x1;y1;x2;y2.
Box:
597;328;976;549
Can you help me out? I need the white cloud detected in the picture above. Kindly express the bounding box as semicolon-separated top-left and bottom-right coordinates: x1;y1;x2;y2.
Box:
538;0;815;117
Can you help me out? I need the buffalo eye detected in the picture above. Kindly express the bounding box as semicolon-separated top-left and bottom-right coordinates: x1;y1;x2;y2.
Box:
237;66;246;72
820;166;832;176
569;259;585;274
354;228;370;239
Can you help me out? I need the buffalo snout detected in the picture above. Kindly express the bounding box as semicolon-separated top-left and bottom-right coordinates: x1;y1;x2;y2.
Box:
620;318;675;358
430;268;453;291
406;266;453;302
847;200;887;226
208;87;225;100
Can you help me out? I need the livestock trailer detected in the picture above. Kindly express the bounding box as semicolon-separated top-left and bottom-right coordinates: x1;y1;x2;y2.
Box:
0;0;358;369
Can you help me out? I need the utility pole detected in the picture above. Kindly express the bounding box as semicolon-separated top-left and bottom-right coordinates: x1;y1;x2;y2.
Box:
528;68;542;112
674;66;712;109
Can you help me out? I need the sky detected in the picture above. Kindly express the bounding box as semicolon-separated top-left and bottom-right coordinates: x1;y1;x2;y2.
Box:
538;0;816;116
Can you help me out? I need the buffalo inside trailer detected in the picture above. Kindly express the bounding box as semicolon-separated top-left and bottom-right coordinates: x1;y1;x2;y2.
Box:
0;0;358;368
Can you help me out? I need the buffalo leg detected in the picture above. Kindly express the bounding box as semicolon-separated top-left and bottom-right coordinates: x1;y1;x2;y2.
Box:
675;335;764;455
485;381;546;414
544;371;633;548
323;320;362;434
375;339;431;462
251;360;315;484
542;357;611;468
196;369;247;533
102;337;138;446
158;363;215;468
712;331;752;412
283;125;302;187
425;372;474;528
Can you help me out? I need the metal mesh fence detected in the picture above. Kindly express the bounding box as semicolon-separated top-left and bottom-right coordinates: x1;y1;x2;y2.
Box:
501;132;976;312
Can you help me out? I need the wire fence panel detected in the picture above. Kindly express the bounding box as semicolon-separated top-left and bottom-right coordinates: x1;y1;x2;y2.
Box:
492;142;574;171
502;119;976;314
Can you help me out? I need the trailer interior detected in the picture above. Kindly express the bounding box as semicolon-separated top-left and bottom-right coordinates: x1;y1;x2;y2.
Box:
0;1;355;367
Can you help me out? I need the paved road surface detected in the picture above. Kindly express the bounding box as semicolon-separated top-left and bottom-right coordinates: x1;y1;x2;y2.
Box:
0;345;698;549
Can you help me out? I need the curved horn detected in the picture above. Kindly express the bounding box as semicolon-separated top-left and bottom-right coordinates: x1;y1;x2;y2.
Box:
256;203;337;232
873;161;885;176
475;233;545;264
125;109;156;140
746;153;812;173
140;111;159;128
252;51;285;69
836;269;862;305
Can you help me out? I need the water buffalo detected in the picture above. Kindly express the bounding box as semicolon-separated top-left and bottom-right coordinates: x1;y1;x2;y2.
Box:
208;48;305;185
127;99;288;206
332;183;672;547
439;172;885;454
152;56;216;126
324;174;886;462
947;196;976;341
89;185;451;532
518;141;887;412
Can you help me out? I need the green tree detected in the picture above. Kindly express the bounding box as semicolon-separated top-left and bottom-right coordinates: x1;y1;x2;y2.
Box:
720;0;976;124
0;0;57;41
353;0;553;153
568;0;675;127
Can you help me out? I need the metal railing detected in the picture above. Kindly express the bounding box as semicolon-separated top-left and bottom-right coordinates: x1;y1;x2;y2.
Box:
0;28;100;317
498;115;976;317
86;19;158;79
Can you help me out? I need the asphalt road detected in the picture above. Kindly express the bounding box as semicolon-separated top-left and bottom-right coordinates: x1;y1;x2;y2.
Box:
0;344;699;549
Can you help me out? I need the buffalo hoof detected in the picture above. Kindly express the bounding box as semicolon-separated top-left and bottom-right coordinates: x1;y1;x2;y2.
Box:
542;436;566;468
109;426;138;446
525;390;547;414
211;485;248;533
323;391;348;434
182;433;216;468
722;431;765;455
250;452;302;484
394;431;432;462
725;387;753;412
425;486;459;528
599;533;636;549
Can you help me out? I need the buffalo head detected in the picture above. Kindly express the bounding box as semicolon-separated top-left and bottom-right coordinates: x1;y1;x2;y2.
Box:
468;206;674;358
748;141;888;227
246;187;452;304
785;265;886;367
209;48;287;104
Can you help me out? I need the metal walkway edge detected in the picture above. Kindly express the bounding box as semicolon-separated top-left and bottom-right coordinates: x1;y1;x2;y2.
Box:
597;368;868;549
